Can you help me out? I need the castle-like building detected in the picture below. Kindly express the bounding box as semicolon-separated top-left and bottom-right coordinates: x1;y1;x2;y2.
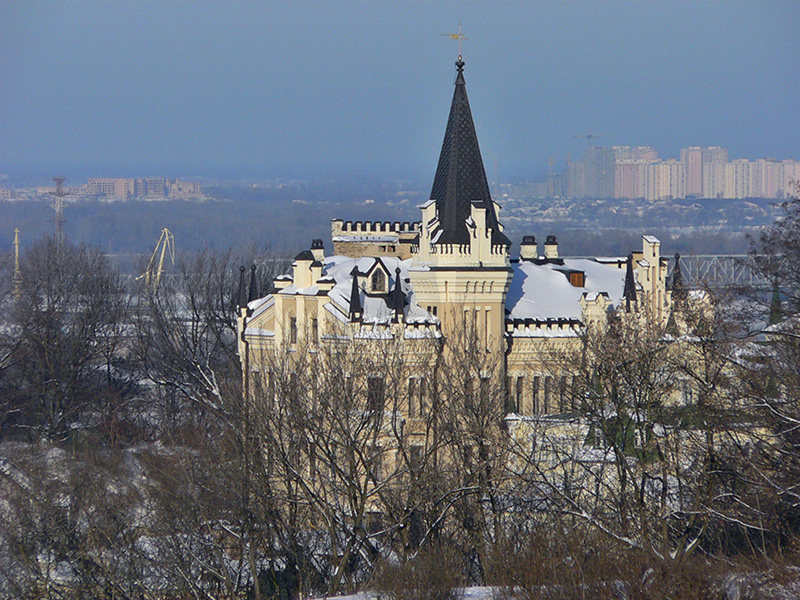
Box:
237;56;673;416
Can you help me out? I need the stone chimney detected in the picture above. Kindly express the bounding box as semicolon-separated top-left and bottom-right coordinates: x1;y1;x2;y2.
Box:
519;235;538;261
311;238;325;262
544;235;559;260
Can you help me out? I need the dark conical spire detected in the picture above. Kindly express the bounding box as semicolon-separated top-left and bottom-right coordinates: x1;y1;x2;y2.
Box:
248;264;259;303
237;265;248;310
392;267;405;321
349;266;362;321
428;58;510;247
623;253;637;312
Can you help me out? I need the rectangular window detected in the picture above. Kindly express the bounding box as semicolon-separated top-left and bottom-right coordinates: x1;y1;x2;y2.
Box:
309;447;317;481
480;377;490;402
410;445;423;472
505;376;514;414
544;376;552;413
368;446;383;481
289;372;298;404
560;376;568;412
311;317;318;341
516;376;524;414
289;317;297;344
368;376;385;414
408;378;417;418
532;376;540;414
681;380;693;404
267;371;275;408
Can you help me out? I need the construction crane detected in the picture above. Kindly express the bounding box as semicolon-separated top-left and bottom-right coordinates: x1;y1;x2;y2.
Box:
137;228;175;290
574;132;608;148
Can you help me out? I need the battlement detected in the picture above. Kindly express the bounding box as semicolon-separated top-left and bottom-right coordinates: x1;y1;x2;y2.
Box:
332;219;421;235
331;219;421;259
505;317;583;338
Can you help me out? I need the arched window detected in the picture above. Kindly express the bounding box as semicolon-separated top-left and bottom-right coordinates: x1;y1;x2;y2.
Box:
371;269;385;292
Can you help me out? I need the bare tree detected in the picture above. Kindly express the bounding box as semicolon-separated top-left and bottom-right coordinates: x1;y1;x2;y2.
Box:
0;237;129;440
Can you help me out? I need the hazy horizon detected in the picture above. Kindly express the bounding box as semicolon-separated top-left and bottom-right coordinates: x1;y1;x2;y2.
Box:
1;1;798;182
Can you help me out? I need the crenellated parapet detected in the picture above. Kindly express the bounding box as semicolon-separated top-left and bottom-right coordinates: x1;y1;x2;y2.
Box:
505;317;583;338
331;218;421;259
333;219;421;234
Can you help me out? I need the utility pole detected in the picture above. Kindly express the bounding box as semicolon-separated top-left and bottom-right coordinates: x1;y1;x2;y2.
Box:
50;176;67;245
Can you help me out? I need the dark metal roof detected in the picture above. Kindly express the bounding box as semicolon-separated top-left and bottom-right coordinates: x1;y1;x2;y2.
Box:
237;266;248;309
349;266;362;319
623;253;637;311
429;59;510;247
248;264;259;303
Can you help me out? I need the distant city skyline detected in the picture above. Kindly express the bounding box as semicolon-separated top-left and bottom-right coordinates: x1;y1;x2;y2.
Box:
557;145;800;201
1;1;798;181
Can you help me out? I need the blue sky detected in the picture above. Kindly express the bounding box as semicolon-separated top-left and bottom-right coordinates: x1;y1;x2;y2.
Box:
1;1;798;180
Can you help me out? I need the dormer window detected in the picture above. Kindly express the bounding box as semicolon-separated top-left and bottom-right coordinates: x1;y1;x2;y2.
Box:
371;269;386;293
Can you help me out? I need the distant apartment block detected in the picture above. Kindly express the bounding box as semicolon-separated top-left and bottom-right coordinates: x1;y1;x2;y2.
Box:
0;188;15;200
168;180;203;199
87;178;137;197
613;146;658;161
566;145;798;200
86;177;203;199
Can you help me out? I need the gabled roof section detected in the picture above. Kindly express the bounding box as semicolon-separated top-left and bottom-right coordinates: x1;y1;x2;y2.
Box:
429;58;509;246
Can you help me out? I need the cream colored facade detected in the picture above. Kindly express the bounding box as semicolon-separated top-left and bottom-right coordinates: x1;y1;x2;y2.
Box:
237;58;675;422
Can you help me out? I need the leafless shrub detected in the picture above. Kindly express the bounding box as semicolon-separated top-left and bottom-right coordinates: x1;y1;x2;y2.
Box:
373;543;464;600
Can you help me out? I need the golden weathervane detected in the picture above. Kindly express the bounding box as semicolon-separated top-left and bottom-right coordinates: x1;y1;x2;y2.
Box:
441;22;468;59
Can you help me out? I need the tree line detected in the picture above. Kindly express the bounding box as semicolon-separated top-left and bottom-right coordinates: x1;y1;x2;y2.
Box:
0;195;798;599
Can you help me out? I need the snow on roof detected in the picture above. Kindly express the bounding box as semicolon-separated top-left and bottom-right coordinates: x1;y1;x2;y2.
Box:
509;327;580;338
247;295;273;314
323;255;434;324
323;302;349;324
506;258;626;321
354;327;395;340
246;296;274;325
404;328;442;339
247;327;275;338
642;234;661;244
594;257;626;264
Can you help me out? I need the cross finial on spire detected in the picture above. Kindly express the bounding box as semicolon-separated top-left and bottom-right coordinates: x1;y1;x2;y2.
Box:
441;21;468;62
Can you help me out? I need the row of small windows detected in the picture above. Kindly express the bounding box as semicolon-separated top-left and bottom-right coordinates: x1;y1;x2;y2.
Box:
258;372;695;418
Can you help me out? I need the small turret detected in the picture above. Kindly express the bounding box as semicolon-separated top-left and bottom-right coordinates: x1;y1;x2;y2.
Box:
311;238;325;262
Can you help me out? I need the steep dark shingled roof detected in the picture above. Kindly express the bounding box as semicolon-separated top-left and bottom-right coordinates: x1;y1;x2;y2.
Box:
237;266;248;310
429;59;510;247
623;253;638;312
248;264;259;303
